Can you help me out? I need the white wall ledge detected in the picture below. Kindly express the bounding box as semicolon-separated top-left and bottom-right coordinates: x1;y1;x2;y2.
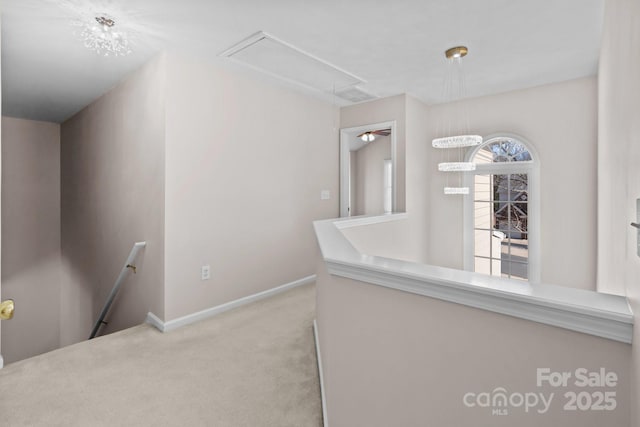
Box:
314;214;634;344
333;212;409;229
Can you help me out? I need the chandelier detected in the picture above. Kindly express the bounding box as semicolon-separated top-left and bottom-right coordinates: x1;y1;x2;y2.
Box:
431;46;482;195
79;15;132;57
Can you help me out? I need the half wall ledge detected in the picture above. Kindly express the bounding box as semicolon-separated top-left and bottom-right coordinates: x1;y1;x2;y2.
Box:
313;214;634;344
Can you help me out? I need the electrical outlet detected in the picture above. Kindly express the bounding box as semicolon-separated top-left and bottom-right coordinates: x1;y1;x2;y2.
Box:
321;190;330;200
201;265;211;280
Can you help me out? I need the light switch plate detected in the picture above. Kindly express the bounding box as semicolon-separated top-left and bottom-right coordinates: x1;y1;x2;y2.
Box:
321;190;330;200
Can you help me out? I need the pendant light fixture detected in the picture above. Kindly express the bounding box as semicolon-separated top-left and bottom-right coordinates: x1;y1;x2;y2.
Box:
432;46;482;195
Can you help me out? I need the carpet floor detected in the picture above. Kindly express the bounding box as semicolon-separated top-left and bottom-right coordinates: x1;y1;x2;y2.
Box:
0;284;322;427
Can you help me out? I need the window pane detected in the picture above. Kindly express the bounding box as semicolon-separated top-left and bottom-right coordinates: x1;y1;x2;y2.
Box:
494;174;510;202
501;258;511;278
474;175;492;201
491;259;502;277
474;202;494;230
501;236;528;280
492;206;525;237
475;146;494;164
474;230;491;258
511;203;528;237
493;203;511;234
472;138;533;163
501;238;510;258
505;261;528;280
510;174;528;195
507;238;529;263
475;257;491;276
497;209;525;238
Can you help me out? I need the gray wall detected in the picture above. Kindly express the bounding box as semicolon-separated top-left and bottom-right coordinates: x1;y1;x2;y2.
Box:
1;117;61;363
340;94;431;265
427;77;597;290
341;95;406;213
316;260;630;427
163;53;340;320
343;79;597;291
60;54;166;345
598;0;640;423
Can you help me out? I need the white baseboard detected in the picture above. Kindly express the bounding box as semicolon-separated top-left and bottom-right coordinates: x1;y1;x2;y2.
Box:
313;319;328;427
145;275;316;333
145;312;165;332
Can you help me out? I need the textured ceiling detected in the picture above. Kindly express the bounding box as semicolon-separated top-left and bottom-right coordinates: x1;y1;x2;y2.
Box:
1;0;605;123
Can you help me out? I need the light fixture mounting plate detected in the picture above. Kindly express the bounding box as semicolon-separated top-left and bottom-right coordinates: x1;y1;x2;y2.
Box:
445;46;468;59
95;16;115;27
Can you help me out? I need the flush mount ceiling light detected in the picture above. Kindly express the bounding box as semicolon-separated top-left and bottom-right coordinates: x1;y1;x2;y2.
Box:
432;45;482;195
79;14;132;57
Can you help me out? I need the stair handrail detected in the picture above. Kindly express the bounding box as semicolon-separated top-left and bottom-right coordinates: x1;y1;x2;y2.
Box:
89;241;147;339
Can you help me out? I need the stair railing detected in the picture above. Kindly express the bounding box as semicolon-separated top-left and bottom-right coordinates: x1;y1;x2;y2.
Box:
89;241;147;339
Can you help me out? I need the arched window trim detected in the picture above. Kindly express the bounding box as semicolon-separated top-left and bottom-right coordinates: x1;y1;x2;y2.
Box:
462;133;541;283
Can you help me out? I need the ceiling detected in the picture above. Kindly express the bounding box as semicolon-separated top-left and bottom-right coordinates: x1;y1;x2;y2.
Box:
2;0;605;123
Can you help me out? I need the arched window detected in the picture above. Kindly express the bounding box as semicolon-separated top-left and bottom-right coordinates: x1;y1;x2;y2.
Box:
463;134;540;282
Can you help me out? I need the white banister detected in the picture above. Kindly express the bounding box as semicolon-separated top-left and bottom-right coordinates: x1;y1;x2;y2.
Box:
89;241;147;339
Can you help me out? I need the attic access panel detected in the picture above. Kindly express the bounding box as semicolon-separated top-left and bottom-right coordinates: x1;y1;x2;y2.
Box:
220;31;364;94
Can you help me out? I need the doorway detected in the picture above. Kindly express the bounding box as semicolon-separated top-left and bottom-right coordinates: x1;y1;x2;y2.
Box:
339;121;397;217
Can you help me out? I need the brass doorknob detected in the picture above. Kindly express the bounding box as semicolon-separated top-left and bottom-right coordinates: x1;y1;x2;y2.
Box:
0;300;14;320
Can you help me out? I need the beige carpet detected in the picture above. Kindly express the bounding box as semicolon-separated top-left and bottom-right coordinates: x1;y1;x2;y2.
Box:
0;284;322;427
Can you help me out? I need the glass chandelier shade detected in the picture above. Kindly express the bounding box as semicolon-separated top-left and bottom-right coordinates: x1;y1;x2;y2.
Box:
432;135;482;149
438;162;476;172
444;187;470;195
79;16;132;57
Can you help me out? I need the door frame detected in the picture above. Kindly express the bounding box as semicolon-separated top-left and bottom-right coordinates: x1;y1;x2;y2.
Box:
339;120;397;217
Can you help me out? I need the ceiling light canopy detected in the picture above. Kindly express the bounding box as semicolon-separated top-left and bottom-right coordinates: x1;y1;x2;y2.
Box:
79;14;132;57
445;46;468;59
